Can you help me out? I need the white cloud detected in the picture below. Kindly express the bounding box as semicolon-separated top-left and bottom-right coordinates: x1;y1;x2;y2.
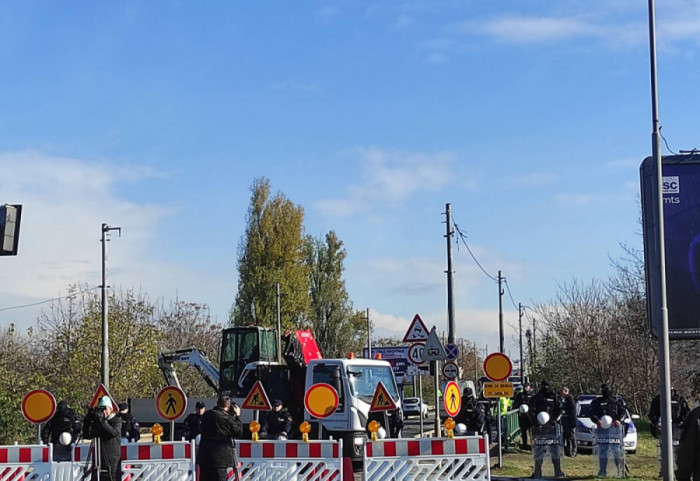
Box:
477;16;599;44
315;148;455;217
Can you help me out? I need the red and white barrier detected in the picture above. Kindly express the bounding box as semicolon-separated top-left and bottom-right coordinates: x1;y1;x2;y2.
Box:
235;440;343;481
0;444;52;481
363;436;490;481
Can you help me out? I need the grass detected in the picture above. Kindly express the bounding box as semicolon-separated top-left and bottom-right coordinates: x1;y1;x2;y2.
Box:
490;420;662;480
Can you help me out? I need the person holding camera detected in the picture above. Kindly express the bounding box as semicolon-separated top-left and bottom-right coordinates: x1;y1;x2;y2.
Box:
197;396;243;481
84;396;123;481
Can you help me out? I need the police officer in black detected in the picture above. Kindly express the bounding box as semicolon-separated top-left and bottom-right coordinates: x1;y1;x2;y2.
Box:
118;403;140;443
559;386;576;457
41;400;81;460
182;401;206;441
513;383;534;449
528;380;564;478
649;387;690;438
261;399;293;439
455;387;485;435
591;383;626;477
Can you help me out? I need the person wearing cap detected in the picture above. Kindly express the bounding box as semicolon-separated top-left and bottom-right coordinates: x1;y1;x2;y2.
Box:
197;396;243;481
260;399;293;440
182;401;206;441
513;382;534;449
118;403;140;443
92;396;122;481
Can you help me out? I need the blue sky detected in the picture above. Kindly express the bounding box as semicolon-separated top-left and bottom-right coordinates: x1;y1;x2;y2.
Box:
1;1;697;358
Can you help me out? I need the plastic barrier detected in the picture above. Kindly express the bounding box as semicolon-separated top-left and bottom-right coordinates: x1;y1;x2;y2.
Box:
362;436;490;481
235;440;343;481
0;444;51;481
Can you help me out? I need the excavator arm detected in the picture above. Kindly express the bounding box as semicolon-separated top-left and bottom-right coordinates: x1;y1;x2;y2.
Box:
157;348;220;394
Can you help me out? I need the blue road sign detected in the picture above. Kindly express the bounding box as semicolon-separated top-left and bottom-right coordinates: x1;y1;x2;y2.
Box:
445;343;459;360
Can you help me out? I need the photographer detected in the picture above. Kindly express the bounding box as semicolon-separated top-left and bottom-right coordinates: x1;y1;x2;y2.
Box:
83;396;122;481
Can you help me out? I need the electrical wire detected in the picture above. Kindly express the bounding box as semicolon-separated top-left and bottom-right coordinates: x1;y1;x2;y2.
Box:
452;221;498;282
660;127;677;155
503;278;519;311
0;286;101;313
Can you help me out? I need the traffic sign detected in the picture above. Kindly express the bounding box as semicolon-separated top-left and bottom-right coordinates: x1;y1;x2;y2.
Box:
241;381;272;411
483;353;513;382
363;346;412;381
483;382;514;398
156;386;187;421
422;327;447;361
443;381;461;418
304;383;339;419
89;384;118;411
442;362;459;380
445;343;459;360
369;382;397;412
407;342;426;365
406;364;430;376
21;389;56;424
402;314;430;343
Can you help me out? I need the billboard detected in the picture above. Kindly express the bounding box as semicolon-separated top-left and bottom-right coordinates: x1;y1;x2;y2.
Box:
363;346;412;384
641;153;700;339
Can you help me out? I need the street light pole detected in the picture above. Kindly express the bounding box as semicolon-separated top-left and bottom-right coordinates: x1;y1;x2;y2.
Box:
100;223;121;390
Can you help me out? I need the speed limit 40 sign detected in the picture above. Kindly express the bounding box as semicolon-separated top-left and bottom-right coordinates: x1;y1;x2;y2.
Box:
408;343;426;365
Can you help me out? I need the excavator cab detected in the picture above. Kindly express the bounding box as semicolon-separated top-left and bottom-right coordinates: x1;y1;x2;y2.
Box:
218;326;279;397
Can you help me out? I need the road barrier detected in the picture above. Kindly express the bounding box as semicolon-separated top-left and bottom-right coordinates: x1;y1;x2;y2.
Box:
235;440;344;481
362;436;490;481
0;444;52;481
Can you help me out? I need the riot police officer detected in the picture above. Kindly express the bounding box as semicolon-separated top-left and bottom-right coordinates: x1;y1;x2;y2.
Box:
649;387;690;438
591;383;626;477
528;380;564;478
261;399;293;439
513;383;534;449
41;400;81;460
118;403;140;443
455;387;485;435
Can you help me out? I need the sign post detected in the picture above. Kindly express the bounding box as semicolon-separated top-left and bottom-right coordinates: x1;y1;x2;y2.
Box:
155;386;187;441
304;383;339;440
423;326;447;436
483;352;513;468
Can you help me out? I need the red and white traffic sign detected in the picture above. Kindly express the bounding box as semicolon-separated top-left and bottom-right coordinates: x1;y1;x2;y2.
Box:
22;389;56;424
483;353;513;382
442;362;458;380
305;383;339;419
403;314;430;343
407;342;426;365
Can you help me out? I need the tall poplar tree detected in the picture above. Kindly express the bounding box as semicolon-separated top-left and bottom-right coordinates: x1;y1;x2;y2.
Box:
305;231;366;357
232;178;309;329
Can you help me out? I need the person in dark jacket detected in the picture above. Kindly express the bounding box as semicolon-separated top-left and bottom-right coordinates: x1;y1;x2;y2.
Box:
560;386;577;457
41;400;81;460
590;383;626;477
513;383;534;449
118;403;140;443
528;380;564;478
455;387;485;435
197;396;243;481
260;399;293;439
182;401;206;441
649;387;690;438
677;405;700;481
92;396;122;481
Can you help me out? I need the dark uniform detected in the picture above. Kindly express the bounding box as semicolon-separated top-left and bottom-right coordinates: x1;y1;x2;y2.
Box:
197;397;243;481
41;400;81;460
528;381;564;479
676;405;700;481
261;399;293;439
87;398;123;481
455;388;485;435
182;401;206;441
649;389;690;438
513;383;534;449
560;389;577;457
118;403;140;443
590;383;626;477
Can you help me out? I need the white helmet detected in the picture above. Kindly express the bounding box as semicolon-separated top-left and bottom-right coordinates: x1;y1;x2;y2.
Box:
455;423;467;435
59;432;72;446
536;411;550;425
377;427;387;439
519;404;529;414
600;415;613;429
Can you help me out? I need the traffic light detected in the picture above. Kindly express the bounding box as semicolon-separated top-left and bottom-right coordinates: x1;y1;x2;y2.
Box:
0;204;22;256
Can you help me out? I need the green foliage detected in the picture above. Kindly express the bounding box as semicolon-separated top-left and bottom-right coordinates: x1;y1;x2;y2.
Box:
232;177;309;329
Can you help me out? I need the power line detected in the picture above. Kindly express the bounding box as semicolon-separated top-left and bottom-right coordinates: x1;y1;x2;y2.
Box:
0;286;101;313
503;278;519;311
452;221;498;282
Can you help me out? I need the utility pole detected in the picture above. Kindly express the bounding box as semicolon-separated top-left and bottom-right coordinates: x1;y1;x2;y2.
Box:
519;303;524;384
101;223;121;390
444;203;455;345
498;271;504;354
276;282;282;364
365;308;372;359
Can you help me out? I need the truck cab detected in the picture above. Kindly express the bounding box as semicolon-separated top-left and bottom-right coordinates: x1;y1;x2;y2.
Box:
304;357;403;460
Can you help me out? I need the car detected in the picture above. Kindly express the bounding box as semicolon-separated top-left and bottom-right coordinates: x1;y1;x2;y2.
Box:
402;397;429;419
575;396;639;454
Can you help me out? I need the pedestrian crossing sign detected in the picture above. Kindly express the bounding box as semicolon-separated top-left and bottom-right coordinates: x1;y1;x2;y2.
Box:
242;381;271;411
156;386;187;421
369;381;397;412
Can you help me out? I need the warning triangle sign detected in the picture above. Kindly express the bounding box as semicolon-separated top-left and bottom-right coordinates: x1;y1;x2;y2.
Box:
369;381;397;412
89;384;118;411
241;381;272;411
403;314;430;343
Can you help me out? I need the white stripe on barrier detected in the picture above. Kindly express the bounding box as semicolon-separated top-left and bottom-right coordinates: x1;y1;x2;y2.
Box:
363;436;490;481
0;445;50;464
235;440;343;481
